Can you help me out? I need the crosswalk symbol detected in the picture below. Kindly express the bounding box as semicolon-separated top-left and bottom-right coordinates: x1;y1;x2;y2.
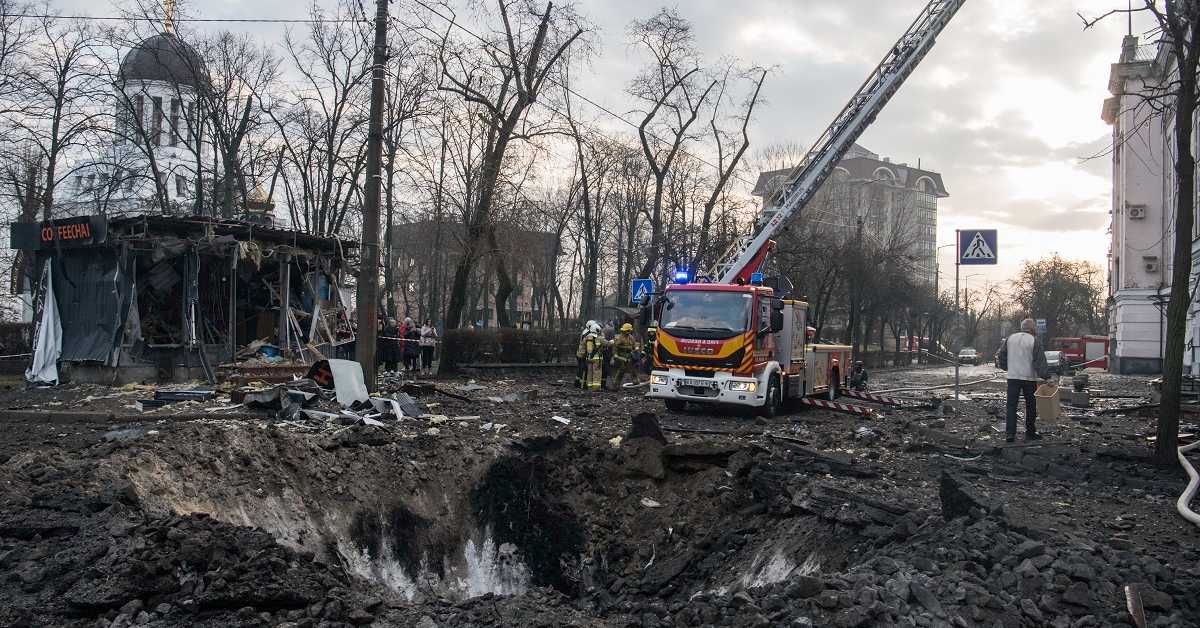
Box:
962;232;995;260
630;278;655;306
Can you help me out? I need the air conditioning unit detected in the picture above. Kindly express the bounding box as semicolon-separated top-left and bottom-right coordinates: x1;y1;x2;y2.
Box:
1144;256;1159;273
1127;205;1147;219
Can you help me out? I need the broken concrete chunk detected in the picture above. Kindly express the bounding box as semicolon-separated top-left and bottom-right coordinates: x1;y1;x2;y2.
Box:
640;497;663;508
909;581;945;618
939;470;992;520
622;438;665;480
626;412;667;444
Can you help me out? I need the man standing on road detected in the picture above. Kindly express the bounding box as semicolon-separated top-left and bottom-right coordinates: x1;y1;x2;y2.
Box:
995;318;1050;443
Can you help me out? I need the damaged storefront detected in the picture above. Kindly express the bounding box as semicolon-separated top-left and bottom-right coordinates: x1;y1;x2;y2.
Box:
14;215;357;384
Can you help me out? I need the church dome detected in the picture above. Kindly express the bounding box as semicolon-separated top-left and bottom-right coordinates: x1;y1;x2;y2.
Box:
120;32;207;88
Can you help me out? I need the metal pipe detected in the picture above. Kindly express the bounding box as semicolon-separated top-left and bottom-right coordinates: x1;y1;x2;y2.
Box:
1178;439;1200;528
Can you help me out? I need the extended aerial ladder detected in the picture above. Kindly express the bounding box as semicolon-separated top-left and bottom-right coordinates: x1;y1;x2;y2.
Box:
709;0;968;284
648;0;967;416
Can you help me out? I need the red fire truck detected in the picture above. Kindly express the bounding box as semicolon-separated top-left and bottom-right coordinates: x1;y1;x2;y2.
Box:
646;0;967;414
1050;335;1109;370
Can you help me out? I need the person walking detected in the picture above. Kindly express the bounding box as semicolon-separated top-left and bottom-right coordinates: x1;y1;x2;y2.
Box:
995;318;1051;443
402;317;421;374
419;320;438;375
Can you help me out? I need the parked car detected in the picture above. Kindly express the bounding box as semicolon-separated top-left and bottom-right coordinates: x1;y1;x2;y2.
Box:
1045;350;1066;375
957;348;979;365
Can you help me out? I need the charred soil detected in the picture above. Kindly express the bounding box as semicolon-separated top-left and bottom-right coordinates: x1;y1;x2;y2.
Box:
0;370;1196;627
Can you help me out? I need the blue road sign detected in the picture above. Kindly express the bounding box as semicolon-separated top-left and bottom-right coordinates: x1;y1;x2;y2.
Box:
958;229;998;265
630;278;655;306
1036;319;1047;334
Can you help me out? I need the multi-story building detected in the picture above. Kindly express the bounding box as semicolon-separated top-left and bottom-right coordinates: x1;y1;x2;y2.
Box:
1102;34;1200;375
750;144;948;286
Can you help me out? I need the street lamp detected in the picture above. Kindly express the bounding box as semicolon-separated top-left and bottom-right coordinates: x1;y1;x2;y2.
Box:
934;243;955;297
962;273;985;307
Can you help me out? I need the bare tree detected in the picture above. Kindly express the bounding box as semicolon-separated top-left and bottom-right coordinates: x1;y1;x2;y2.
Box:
16;14;106;220
262;0;372;237
628;8;716;280
434;0;586;329
695;66;766;267
199;32;280;218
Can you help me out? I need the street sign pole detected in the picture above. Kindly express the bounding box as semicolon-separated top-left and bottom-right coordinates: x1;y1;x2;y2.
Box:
954;229;960;402
954;228;997;402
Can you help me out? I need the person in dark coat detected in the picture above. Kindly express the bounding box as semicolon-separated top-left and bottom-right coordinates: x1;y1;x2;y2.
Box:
379;317;401;372
402;316;421;373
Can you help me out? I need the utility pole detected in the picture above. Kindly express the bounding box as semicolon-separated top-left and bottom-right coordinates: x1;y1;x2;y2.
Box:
355;0;388;391
954;229;960;401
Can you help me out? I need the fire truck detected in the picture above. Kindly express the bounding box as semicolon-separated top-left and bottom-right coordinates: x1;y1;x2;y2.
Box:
648;0;967;414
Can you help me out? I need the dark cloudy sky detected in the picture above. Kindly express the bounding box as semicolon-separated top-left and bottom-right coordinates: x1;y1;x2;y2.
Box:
74;0;1150;285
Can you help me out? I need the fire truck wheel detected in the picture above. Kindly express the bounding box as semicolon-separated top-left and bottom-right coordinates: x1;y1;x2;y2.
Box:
828;369;840;400
760;375;782;418
665;399;686;412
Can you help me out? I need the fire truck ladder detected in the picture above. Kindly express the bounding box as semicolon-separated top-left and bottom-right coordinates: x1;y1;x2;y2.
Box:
710;0;968;285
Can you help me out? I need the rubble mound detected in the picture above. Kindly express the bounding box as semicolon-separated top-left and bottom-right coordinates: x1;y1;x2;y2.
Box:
0;372;1197;626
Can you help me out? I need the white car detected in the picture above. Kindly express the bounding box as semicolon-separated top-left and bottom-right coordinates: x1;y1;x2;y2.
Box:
957;348;979;366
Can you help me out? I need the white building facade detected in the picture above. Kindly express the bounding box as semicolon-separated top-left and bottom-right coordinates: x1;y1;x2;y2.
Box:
61;31;210;219
1103;34;1200;375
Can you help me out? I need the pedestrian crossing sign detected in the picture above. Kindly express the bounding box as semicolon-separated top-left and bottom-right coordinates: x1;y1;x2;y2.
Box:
958;229;997;265
630;278;655;306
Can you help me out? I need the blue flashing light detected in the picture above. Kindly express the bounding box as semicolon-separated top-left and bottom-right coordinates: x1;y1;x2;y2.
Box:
750;272;764;285
673;268;691;284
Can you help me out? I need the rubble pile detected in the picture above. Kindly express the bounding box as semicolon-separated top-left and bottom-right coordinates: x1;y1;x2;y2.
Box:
0;367;1195;626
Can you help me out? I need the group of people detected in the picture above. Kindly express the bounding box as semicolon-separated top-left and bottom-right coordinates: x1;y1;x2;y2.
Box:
379;317;439;375
574;319;648;391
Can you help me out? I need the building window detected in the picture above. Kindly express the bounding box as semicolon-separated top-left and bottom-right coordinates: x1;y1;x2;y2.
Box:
151;97;163;146
169;99;181;147
125;171;135;192
186;102;195;144
133;94;144;135
176;175;187;196
74;175;83;191
157;172;167;198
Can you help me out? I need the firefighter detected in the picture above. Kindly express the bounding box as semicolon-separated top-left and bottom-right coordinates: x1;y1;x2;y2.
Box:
850;361;869;391
575;321;606;390
642;323;657;375
612;323;641;389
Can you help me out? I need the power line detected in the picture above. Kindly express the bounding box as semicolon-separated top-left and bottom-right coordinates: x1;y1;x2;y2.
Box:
0;13;366;24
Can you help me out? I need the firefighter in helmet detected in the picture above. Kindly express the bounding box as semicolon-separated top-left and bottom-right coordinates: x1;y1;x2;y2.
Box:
575;320;607;390
642;323;657;375
611;323;641;389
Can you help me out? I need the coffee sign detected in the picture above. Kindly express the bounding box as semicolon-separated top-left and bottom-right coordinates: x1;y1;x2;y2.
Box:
10;215;107;250
41;218;94;244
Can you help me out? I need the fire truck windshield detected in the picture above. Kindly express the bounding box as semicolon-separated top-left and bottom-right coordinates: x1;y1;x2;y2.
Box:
660;291;752;339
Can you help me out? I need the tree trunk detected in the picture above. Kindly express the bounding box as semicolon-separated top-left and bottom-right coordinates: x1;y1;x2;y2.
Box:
490;225;515;328
1155;49;1198;465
